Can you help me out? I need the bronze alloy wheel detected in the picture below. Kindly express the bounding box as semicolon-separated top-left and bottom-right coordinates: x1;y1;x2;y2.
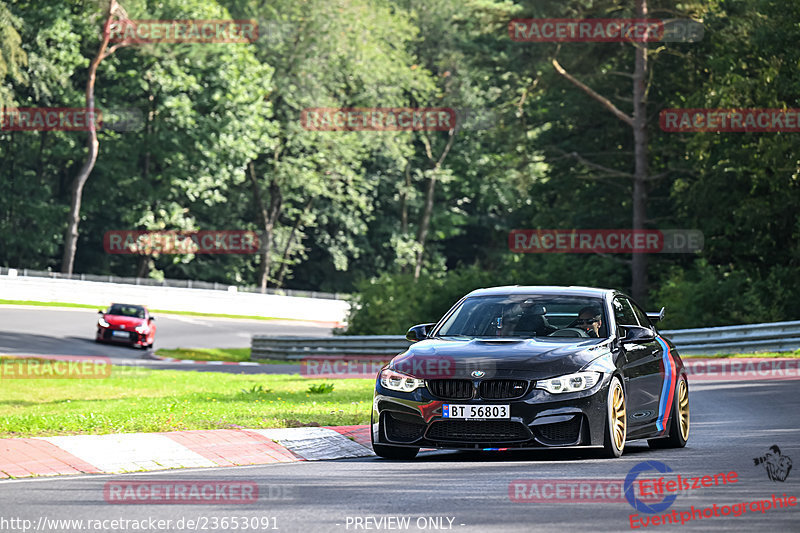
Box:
611;380;627;450
648;376;690;449
677;379;690;441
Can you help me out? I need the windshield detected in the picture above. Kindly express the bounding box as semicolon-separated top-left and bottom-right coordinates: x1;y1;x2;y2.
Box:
435;295;608;339
107;304;146;319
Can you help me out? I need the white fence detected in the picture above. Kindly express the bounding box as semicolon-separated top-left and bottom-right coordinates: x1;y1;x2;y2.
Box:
0;274;350;324
0;267;344;299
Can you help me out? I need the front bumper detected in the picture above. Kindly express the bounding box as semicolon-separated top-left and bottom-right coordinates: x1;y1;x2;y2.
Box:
372;376;612;450
96;327;149;346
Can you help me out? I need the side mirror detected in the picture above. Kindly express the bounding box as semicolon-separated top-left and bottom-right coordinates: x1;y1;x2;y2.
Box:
621;325;656;344
646;307;665;323
149;316;155;322
97;310;104;315
406;323;436;342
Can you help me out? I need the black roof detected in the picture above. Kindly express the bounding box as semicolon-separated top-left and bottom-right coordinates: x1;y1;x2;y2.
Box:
465;285;615;299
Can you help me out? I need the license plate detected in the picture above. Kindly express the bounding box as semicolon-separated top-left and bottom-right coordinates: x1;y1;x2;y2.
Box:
443;404;509;419
112;331;129;338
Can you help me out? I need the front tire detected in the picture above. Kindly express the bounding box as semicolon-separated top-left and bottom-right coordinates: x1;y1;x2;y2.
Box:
649;376;689;449
601;376;626;458
371;414;419;459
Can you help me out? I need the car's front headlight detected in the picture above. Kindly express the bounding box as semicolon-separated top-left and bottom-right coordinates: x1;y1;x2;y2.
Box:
135;325;148;333
535;371;601;394
98;317;110;328
379;369;426;393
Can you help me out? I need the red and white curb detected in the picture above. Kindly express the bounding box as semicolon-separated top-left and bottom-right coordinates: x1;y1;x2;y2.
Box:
0;425;372;479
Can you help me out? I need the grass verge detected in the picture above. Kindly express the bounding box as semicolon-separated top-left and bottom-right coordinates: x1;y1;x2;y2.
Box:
0;365;373;438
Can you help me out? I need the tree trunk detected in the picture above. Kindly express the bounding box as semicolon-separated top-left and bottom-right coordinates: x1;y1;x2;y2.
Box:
413;173;437;280
136;255;151;278
249;162;281;292
35;132;48;185
413;132;456;280
401;163;410;235
551;1;651;305
61;0;124;274
398;164;411;274
631;0;649;305
275;197;314;288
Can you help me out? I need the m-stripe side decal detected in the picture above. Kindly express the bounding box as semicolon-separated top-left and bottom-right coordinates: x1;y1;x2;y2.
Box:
655;336;677;432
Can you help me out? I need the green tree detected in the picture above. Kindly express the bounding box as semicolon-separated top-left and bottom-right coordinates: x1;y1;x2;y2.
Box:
0;0;27;106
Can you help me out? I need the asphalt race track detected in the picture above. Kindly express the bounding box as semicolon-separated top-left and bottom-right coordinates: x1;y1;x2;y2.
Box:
0;305;332;374
1;379;798;532
1;304;798;531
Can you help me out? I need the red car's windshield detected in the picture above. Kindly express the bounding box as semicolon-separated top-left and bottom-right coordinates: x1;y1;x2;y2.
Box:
107;304;146;319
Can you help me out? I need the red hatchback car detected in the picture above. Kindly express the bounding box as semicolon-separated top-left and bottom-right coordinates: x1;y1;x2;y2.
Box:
95;303;156;348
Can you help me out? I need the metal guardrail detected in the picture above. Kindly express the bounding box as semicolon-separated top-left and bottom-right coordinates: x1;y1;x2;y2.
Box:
252;321;800;360
0;267;346;300
660;320;800;355
251;336;411;361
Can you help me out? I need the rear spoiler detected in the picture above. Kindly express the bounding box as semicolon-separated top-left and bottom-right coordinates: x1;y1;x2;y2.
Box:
646;307;665;322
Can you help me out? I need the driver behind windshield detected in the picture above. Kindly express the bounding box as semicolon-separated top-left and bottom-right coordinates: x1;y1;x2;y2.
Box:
573;306;602;338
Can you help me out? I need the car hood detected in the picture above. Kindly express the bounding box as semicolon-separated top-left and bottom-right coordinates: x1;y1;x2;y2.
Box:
389;337;612;380
104;314;145;327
